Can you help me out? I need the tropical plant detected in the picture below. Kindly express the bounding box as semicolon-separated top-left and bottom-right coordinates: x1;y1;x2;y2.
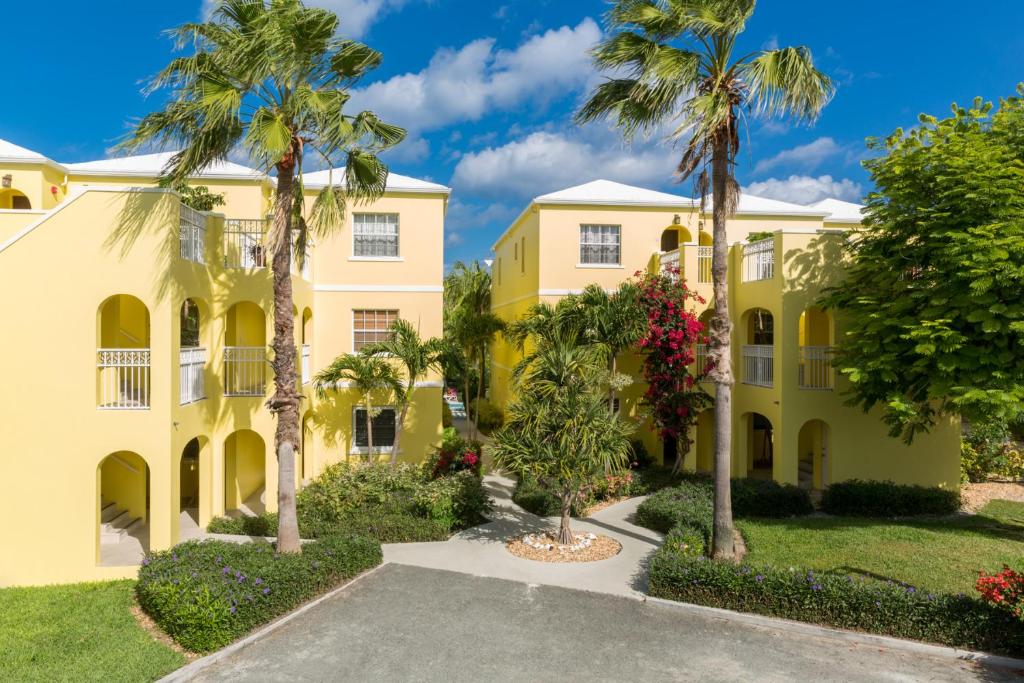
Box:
822;89;1024;441
362;319;444;465
314;352;402;462
578;0;834;558
493;327;633;544
173;184;226;211
122;0;406;552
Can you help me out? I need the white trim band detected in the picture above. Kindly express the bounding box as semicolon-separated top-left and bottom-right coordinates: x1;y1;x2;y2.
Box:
314;284;443;293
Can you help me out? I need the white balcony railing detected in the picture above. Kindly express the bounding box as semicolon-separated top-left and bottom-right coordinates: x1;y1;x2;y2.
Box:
799;346;834;391
695;343;710;378
301;344;311;385
180;347;207;405
97;349;151;409
224;219;268;269
179;204;207;264
742;239;775;282
742;344;774;387
224;346;267;397
660;249;680;278
697;246;713;284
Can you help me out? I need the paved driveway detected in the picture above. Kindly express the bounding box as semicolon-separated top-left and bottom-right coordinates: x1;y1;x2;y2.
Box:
186;564;1008;682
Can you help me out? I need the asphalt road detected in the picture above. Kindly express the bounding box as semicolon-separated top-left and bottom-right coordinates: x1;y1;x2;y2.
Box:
185;563;1013;682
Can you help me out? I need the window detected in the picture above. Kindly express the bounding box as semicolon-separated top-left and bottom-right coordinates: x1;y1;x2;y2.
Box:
353;309;398;351
354;408;397;450
580;224;621;265
353;213;399;257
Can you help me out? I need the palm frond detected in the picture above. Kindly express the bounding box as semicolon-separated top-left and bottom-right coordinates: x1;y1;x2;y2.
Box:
738;46;835;122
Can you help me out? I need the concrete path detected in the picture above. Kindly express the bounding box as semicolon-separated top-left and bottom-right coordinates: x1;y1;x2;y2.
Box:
185;563;1008;682
383;473;663;597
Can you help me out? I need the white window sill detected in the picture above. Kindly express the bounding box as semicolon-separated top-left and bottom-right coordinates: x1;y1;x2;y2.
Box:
349;447;397;455
349;256;404;262
576;263;624;269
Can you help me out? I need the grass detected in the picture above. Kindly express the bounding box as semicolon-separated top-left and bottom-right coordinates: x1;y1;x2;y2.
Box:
0;580;185;682
738;499;1024;595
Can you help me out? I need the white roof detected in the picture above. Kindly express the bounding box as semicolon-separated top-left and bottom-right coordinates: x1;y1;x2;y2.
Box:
0;138;48;162
64;151;265;180
809;197;865;223
731;193;829;216
302;167;450;194
535;179;696;207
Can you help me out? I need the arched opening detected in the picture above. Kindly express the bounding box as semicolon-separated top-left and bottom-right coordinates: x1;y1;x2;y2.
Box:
696;309;714;377
659;225;694;252
224;429;266;516
744;412;774;479
797;419;831;490
697;227;713;246
695;409;714;473
180;298;209;404
98;451;149;566
798;306;833;390
0;188;31;210
177;436;211;538
741;308;774;387
96;295;151;409
301;308;313;385
301;411;314;485
224;302;267;397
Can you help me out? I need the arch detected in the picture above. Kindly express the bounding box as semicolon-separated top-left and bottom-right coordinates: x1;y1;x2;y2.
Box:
697;229;713;246
225;301;266;346
96;295;151;409
695;409;714;473
224;302;268;397
178;436;212;536
798;306;832;347
742;412;774;478
97;451;150;565
798;306;833;390
0;188;31;210
742;308;774;345
180;298;210;348
797;419;831;490
224;429;266;515
97;294;150;348
740;308;774;387
301;410;314;485
659;225;694;252
301;307;313;345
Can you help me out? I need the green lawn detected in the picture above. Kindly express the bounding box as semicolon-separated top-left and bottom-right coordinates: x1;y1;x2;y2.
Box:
738;499;1024;595
0;580;185;682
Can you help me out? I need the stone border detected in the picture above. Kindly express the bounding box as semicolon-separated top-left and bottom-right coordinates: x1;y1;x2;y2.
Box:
157;563;388;682
644;595;1024;672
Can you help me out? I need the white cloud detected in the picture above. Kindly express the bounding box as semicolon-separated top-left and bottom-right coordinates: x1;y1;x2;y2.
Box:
202;0;413;37
350;18;602;133
451;129;678;199
445;199;517;246
745;175;862;205
752;137;843;176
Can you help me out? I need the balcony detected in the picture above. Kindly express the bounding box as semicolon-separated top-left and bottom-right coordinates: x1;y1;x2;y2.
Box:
697;246;712;284
695;343;710;378
179;204;207;264
97;349;151;409
660;249;680;277
224;219;268;269
799;346;834;390
179;347;207;405
742;239;775;282
301;344;311;385
224;347;267;397
742;344;773;388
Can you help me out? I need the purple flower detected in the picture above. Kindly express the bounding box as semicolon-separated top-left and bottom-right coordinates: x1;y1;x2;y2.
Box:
755;574;765;583
172;553;178;562
875;601;882;607
222;566;230;575
254;578;263;585
142;558;151;566
262;587;271;595
215;555;222;563
906;587;916;594
811;584;822;591
229;606;237;614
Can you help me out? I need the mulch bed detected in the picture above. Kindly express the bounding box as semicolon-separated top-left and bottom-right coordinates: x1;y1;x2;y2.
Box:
962;481;1024;513
506;533;622;563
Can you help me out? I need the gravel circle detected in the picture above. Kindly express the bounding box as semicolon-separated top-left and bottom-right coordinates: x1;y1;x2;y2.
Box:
506;533;622;563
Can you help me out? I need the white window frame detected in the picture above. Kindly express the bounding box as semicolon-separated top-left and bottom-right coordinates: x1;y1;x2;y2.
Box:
350;405;397;455
579;224;622;266
351;213;401;260
352;309;399;352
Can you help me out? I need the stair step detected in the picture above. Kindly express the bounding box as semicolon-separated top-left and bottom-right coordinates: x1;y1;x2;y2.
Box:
107;510;131;529
100;503;120;523
100;516;142;543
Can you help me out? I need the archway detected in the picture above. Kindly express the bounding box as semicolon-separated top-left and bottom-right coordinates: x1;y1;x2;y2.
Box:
797;419;831;490
798;306;833;390
96;295;151;409
301;308;313;385
97;451;150;565
696;309;714;377
224;430;266;516
178;436;211;537
695;409;714;473
741;308;774;387
0;188;31;210
224;302;267;397
180;298;209;404
744;412;774;479
301;411;314;485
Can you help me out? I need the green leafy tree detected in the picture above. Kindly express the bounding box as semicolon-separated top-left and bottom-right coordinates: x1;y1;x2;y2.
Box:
123;0;405;552
493;329;633;544
578;0;833;559
823;89;1024;441
314;351;402;462
174;184;226;211
363;319;444;465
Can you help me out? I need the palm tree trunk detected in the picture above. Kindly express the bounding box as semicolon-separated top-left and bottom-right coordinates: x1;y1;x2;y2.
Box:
709;136;735;560
475;347;485;439
365;397;374;464
392;391;411;466
558;491;575;545
270;158;301;554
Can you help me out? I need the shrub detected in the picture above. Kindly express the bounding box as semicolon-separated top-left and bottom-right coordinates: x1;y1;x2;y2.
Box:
977;565;1024;623
627;440;652;470
635;479;713;538
426;428;483;479
648;551;1024;656
962;420;1024;483
441;400;453;429
470;399;504;434
731;478;813;518
136;536;381;653
512;477;561;517
661;524;706;558
412;471;491;530
822;480;960;517
207;514;278;537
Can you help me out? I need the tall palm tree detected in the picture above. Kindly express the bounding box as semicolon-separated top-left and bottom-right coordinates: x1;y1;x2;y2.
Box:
123;0;405;552
314;352;402;463
578;0;833;559
362;319;444;465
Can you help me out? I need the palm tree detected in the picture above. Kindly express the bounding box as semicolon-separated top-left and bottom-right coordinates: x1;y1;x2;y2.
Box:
362;319;444;465
314;352;402;463
578;0;834;559
123;0;405;552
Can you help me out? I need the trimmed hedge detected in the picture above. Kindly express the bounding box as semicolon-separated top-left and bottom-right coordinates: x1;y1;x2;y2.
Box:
822;480;960;517
512;478;561;517
207;507;450;543
731;478;815;518
137;536;381;653
648;547;1024;656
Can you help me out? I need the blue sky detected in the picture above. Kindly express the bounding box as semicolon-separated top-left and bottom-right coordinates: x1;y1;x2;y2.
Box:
4;1;1024;266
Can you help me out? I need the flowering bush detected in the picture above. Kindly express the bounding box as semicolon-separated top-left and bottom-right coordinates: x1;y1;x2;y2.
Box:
962;419;1024;483
633;268;711;468
977;566;1024;622
137;536;381;653
427;428;484;479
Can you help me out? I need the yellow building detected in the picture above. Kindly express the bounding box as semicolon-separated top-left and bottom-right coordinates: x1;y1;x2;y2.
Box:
490;179;959;491
0;138;448;586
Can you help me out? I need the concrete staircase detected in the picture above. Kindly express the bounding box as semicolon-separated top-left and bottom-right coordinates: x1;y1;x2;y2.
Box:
100;497;143;544
797;459;814;490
